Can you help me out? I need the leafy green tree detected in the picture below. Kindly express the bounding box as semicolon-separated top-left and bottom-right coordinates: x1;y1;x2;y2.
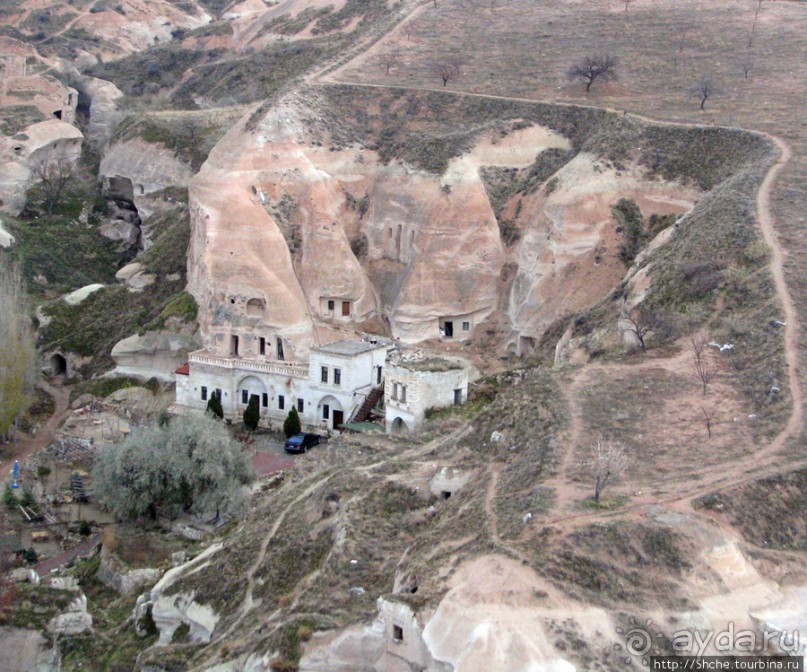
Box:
0;263;37;440
3;484;18;509
20;488;36;509
243;396;260;431
283;407;301;438
206;392;224;419
93;413;253;521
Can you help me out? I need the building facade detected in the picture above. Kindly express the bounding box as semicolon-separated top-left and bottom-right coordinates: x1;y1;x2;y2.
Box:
175;339;389;430
385;352;470;433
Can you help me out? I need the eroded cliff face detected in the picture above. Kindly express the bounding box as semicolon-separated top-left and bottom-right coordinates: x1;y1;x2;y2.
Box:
299;514;806;672
188;91;698;362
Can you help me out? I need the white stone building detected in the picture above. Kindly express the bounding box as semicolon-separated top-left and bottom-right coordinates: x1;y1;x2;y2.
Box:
385;351;470;433
174;339;389;430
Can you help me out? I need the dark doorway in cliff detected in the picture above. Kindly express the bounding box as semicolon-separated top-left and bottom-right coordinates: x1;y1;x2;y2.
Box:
50;353;67;376
53;110;62;120
443;321;454;338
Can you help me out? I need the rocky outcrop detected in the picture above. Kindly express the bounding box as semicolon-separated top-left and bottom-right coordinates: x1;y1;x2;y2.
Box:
0;120;83;215
750;586;807;658
100;138;193;220
96;548;163;596
72;77;123;148
187;91;697;364
135;541;224;644
0;627;60;672
110;326;197;382
63;283;105;306
0;217;15;248
45;578;92;636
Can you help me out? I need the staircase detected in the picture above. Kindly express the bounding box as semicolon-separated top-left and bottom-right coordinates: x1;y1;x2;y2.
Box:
350;383;384;424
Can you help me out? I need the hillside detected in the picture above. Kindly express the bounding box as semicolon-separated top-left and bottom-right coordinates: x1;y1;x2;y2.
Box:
0;0;805;671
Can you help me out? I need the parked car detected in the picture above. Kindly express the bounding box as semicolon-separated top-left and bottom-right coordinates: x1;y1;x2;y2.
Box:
284;433;321;454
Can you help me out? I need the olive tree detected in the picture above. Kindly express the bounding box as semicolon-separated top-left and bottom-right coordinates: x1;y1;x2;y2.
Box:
0;263;37;442
93;413;253;521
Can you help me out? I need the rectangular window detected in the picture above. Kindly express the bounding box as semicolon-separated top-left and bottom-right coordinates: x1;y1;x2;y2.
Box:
262;393;268;408
278;395;285;410
259;337;266;355
215;388;222;401
454;388;463;405
400;385;407;403
391;383;398;401
321;366;328;383
241;389;248;404
462;321;470;331
297;398;304;413
323;404;330;420
393;625;403;642
334;368;341;386
277;338;284;361
231;335;239;356
377;366;383;385
201;386;208;401
327;299;335;312
342;301;350;316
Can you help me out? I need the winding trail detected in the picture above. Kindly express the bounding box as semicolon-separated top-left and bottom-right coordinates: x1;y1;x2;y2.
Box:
2;379;70;467
310;78;802;538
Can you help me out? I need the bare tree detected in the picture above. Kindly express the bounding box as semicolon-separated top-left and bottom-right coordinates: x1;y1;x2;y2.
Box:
378;50;399;75
622;306;674;353
751;0;765;33
673;25;691;70
585;438;629;503
33;152;75;215
403;22;415;41
690;334;717;394
692;76;714;110
567;54;619;93
621;0;633;13
433;58;461;87
740;54;754;80
701;407;713;438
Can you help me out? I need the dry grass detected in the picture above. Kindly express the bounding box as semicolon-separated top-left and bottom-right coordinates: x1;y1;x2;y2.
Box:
334;0;807;440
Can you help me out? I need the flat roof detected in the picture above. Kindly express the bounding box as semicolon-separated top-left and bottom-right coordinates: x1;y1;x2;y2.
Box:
313;339;388;357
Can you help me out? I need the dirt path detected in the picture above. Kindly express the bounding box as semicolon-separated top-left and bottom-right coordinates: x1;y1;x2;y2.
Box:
309;71;802;527
3;379;70;468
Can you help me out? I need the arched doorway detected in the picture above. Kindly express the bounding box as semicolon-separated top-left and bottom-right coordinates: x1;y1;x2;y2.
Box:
317;395;344;430
237;375;268;415
390;417;408;434
50;353;67;376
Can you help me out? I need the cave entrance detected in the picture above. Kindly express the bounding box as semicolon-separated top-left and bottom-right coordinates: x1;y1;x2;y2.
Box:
50;353;67;376
106;176;134;202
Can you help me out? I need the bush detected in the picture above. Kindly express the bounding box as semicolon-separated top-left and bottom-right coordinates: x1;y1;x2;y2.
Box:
283;407;301;438
77;520;92;536
19;488;36;509
206;392;224;419
3;484;17;509
243;396;260;431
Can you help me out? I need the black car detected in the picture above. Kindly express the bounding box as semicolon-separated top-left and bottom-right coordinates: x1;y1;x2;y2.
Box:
284;433;321;454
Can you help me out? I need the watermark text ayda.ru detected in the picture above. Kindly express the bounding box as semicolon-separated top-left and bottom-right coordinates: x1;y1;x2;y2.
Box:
617;618;802;662
669;623;800;657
